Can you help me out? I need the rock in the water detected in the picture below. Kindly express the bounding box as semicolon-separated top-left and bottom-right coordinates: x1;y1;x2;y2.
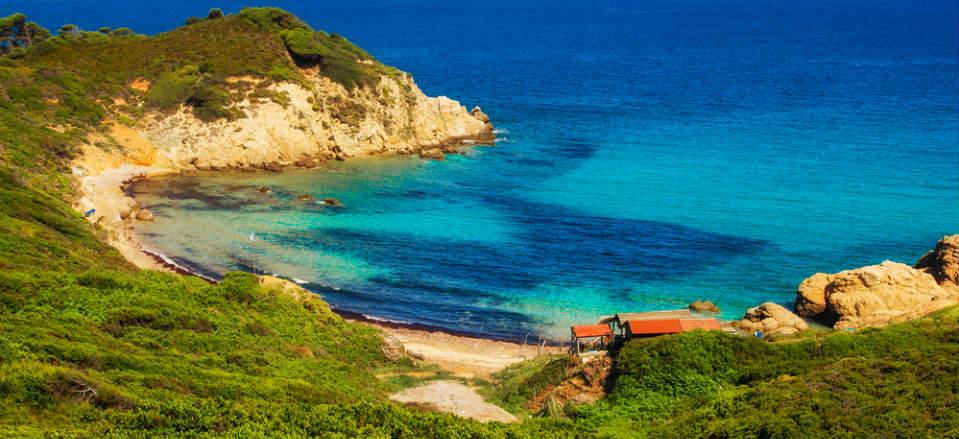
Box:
470;106;490;124
322;197;343;207
296;194;315;202
264;161;284;172
419;148;445;160
294;157;317;168
794;259;959;330
257;186;271;194
915;235;959;289
733;302;808;336
688;300;720;313
135;208;154;221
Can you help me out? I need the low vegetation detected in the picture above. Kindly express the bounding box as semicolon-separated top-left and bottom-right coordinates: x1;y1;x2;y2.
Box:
0;7;956;438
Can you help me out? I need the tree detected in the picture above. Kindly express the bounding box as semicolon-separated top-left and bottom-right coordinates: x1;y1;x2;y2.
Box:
208;8;224;19
111;27;135;37
0;13;50;55
59;23;79;36
98;26;111;34
185;16;202;25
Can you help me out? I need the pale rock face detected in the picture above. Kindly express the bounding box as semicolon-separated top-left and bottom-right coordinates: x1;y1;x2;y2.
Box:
915;235;959;289
795;273;831;317
794;256;959;330
137;73;491;171
733;302;808;336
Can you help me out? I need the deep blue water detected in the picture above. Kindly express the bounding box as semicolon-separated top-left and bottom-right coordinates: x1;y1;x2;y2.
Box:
9;0;958;340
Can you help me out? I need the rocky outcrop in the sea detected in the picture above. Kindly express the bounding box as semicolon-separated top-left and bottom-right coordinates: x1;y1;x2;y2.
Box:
795;235;959;330
733;302;808;336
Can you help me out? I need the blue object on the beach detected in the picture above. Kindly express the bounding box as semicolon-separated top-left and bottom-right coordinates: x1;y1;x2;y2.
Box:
754;331;764;339
84;208;96;217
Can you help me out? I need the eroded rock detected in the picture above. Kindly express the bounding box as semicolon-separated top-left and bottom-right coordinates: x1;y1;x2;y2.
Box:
135;208;154;221
733;302;808;336
915;235;959;289
419;149;445;160
795;258;959;330
688;300;720;313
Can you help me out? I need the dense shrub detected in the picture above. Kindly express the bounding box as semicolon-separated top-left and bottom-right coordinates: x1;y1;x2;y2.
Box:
238;7;310;32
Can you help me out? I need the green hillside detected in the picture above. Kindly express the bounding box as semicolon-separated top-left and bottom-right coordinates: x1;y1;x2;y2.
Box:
0;8;956;438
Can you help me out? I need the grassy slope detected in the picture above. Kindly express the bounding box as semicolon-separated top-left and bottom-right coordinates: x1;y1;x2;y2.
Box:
0;8;956;438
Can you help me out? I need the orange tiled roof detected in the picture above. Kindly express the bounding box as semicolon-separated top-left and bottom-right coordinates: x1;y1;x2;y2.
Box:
625;318;720;335
572;324;613;338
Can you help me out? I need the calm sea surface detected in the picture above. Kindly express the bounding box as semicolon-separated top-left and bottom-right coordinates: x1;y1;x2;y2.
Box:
9;0;958;339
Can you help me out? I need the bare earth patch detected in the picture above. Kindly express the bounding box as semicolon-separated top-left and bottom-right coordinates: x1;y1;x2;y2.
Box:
367;324;564;378
390;381;516;423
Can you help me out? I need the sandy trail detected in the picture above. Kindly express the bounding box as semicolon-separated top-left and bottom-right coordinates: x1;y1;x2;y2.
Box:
390;381;516;423
370;324;564;378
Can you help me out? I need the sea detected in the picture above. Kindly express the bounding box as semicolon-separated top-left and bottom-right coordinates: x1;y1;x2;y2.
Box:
9;0;957;340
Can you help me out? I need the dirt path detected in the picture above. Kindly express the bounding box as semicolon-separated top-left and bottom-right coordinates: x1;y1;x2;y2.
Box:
390;381;516;423
368;323;564;378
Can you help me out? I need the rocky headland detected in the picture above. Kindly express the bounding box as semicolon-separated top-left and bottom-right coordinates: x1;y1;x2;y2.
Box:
64;11;493;269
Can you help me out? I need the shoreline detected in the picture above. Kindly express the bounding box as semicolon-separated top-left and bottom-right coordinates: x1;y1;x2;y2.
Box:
71;135;567;362
143;244;564;346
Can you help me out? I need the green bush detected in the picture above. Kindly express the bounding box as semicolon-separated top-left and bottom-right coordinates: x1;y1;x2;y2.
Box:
238;7;310;32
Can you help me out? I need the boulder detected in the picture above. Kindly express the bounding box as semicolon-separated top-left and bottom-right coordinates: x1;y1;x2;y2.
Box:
294;157;317;168
795;273;832;317
322;197;343;207
688;300;720;313
135;208;154;221
795;260;959;330
296;194;315;202
733;302;808;336
915;235;959;289
419;148;445;160
257;186;271;194
470;106;490;124
264;161;285;172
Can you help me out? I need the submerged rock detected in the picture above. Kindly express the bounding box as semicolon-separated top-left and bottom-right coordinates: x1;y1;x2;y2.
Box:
733;302;808;336
296;194;315;202
257;186;271;194
322;197;343;207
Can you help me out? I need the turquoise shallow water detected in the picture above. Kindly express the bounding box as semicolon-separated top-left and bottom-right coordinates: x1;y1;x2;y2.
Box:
16;0;957;339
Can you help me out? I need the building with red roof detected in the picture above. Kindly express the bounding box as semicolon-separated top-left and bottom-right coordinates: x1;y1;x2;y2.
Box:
570;324;614;355
624;318;720;338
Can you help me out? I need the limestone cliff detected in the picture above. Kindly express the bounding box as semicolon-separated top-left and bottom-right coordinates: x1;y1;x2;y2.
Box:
98;72;492;172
